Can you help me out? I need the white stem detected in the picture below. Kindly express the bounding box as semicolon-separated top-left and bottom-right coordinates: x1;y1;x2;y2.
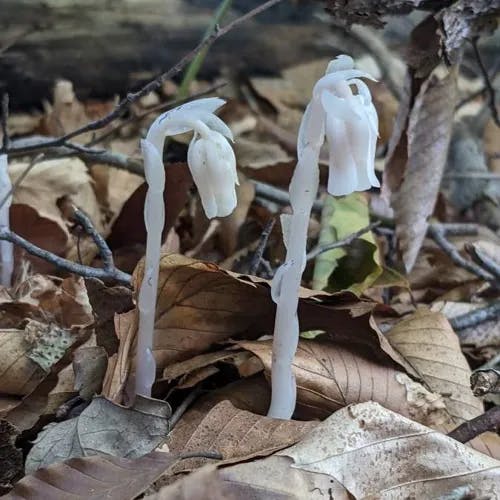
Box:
135;139;165;398
268;145;320;419
0;154;13;287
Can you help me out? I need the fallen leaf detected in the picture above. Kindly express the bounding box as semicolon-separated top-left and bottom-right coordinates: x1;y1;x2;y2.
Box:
386;309;500;457
73;346;108;400
0;420;22;494
312;193;382;293
233;138;292;169
25;395;171;473
239;338;448;425
281;401;500;498
106;254;415;402
5;451;180;500
167;400;316;474
0;320;80;396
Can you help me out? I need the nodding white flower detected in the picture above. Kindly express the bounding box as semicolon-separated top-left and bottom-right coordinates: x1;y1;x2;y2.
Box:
298;55;379;197
144;97;238;219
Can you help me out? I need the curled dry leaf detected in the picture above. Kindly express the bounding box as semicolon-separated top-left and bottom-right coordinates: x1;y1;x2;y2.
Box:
167;400;317;474
386;310;500;457
104;254;414;402
5;451;179;500
25;396;171;473
238;338;448;426
281;401;500;499
73;346;108;400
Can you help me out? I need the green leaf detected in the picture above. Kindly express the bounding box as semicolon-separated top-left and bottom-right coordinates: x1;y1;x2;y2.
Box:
312;193;382;295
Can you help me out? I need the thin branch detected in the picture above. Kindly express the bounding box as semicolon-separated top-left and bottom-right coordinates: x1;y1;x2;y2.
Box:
71;207;115;271
6;0;284;157
450;300;500;331
307;221;381;261
428;223;496;284
249;217;276;275
471;37;500;127
0;226;131;285
447;406;500;443
10;136;143;175
465;243;500;281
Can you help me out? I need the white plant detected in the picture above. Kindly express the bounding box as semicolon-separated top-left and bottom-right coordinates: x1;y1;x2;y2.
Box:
0;154;13;287
268;55;379;419
136;97;237;397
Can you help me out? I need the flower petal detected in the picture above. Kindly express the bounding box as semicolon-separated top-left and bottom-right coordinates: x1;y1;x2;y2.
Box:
326;115;358;196
187;137;218;219
313;69;377;99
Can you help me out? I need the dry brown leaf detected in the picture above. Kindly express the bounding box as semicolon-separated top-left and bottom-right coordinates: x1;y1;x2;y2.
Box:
386;309;500;457
73;346;107;400
239;338;448;425
233;137;292;169
9;158;103;271
4;451;178;500
167;400;316;474
384;66;458;271
42;80;90;140
281;401;500;499
0;321;79;396
105;254;414;402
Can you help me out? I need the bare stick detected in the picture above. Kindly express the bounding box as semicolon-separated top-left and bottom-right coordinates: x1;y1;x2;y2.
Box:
451;300;500;331
6;0;284;156
307;221;381;261
170;386;203;429
428;223;496;284
249;217;276;275
447;406;500;443
471;37;499;127
71;207;114;271
0;226;131;285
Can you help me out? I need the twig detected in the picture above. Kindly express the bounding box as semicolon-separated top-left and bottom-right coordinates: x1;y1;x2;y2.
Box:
0;226;131;285
428;223;496;283
447;406;500;443
179;450;222;460
6;0;284;157
71;207;115;271
471;37;500;127
10;136;143;175
1;94;9;152
249;217;275;275
465;243;500;281
170;387;203;429
450;300;500;331
307;221;381;261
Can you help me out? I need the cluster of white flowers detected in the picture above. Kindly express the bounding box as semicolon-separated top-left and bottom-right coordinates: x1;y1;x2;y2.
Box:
145;97;238;219
136;56;379;408
299;54;379;196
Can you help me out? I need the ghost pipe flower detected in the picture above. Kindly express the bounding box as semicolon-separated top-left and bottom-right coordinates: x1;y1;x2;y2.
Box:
136;97;237;397
268;55;379;419
0;154;13;287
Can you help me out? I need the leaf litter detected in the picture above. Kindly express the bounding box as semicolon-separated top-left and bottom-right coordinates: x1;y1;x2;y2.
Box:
1;2;500;498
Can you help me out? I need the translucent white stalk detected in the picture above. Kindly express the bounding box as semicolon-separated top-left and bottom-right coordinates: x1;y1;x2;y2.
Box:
0;154;13;287
268;55;378;419
135;97;236;397
135;139;165;397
